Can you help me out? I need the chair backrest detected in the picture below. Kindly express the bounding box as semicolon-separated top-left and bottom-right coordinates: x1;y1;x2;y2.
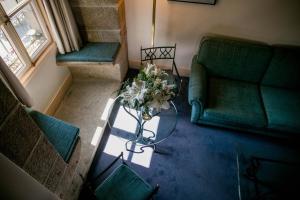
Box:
261;46;300;90
140;45;182;94
197;36;273;83
141;45;176;65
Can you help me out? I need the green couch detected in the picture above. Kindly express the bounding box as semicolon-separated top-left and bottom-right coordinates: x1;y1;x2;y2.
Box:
188;36;300;137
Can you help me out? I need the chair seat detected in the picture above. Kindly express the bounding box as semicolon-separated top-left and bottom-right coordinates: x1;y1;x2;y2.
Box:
95;164;154;200
27;110;79;162
261;86;300;133
203;78;267;128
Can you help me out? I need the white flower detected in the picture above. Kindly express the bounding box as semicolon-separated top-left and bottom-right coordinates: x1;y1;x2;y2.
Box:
154;78;162;86
137;88;148;103
148;92;171;112
153;66;161;76
145;63;155;75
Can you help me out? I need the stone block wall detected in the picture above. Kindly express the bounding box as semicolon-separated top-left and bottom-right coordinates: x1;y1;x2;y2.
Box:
0;78;81;199
62;0;129;82
69;0;127;43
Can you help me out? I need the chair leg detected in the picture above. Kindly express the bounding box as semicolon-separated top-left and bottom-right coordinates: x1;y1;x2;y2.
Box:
149;184;160;199
92;152;124;183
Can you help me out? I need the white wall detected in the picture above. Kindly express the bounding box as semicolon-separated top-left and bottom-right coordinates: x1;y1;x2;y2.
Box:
125;0;300;72
0;153;58;200
24;46;70;112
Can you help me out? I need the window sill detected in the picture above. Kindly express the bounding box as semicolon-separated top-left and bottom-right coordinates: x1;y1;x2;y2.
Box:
20;42;56;86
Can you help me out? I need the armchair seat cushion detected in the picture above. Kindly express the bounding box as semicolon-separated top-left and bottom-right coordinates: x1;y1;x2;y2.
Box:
202;78;267;128
261;86;300;133
95;164;154;200
28;110;79;162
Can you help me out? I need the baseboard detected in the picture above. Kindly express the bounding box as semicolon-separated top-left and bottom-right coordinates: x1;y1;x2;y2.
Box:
129;60;190;77
44;73;72;115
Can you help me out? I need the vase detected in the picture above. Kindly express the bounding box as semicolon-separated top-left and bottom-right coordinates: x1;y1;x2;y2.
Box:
141;106;152;121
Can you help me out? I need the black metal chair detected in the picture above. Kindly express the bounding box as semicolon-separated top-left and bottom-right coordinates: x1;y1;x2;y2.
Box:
86;152;159;200
141;45;182;96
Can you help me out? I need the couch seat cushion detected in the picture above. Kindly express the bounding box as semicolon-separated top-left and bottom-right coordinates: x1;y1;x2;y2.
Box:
261;86;300;132
203;78;267;128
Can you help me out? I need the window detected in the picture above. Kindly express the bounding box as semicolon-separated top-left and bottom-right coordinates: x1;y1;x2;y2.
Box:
0;0;50;77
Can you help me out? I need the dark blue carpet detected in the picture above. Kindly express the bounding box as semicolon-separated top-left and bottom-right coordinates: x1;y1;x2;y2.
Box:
80;71;300;200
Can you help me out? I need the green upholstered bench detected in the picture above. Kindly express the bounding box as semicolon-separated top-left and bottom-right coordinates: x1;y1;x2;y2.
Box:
56;42;120;64
56;42;127;81
27;110;79;162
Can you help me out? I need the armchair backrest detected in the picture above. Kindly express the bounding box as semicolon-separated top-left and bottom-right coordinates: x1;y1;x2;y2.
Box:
197;36;273;83
261;46;300;90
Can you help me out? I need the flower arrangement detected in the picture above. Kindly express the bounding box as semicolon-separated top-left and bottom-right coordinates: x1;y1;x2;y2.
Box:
119;63;176;116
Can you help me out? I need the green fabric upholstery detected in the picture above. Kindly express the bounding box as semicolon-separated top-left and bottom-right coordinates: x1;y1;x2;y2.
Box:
28;110;79;162
261;86;300;133
189;36;300;137
95;164;154;200
197;36;273;83
188;55;207;122
56;42;120;63
202;78;267;128
261;46;300;90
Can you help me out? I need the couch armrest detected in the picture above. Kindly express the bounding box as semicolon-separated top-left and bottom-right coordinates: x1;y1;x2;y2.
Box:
188;55;207;122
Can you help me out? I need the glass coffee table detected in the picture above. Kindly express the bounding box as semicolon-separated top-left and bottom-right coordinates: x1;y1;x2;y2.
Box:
107;97;178;153
236;149;300;200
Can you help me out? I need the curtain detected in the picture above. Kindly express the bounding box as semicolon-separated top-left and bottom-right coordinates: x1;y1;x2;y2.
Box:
43;0;82;54
0;4;8;26
0;58;33;107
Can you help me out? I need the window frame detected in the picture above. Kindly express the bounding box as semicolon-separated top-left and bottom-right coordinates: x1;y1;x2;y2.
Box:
0;0;51;77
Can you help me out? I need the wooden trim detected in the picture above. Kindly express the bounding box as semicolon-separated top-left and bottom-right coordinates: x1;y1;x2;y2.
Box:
43;73;72;115
6;0;31;17
129;60;191;77
20;42;56;86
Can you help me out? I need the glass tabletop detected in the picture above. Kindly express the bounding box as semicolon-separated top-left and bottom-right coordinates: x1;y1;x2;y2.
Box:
236;145;300;200
107;97;178;153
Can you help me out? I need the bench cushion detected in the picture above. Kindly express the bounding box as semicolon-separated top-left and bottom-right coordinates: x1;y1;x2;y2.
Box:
56;42;120;63
261;86;300;133
28;110;79;162
95;164;154;200
203;78;267;128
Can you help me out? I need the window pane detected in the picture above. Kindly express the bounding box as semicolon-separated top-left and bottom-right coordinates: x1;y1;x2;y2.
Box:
0;0;24;14
11;4;47;58
0;29;24;74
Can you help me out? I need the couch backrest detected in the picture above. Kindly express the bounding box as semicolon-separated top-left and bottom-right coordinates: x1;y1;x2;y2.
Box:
261;46;300;90
197;36;273;83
